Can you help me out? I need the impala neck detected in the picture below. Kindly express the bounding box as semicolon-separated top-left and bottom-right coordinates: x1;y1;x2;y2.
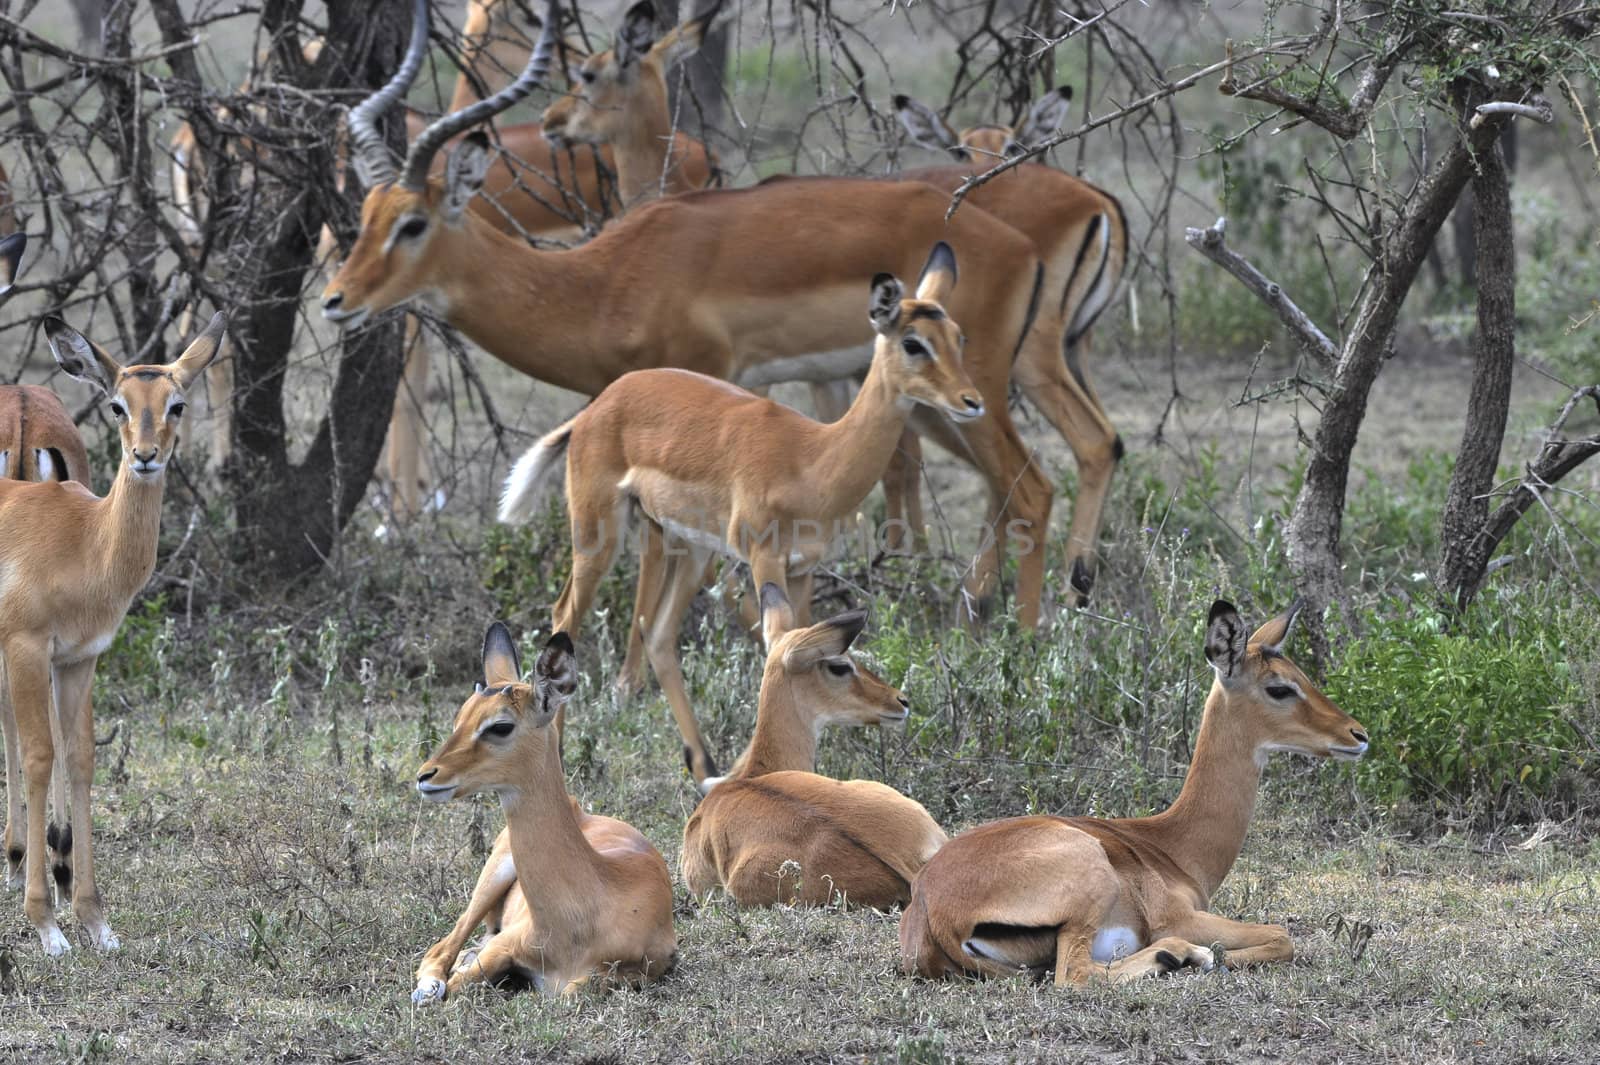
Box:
94;461;166;598
1145;683;1263;902
497;738;609;931
731;669;820;779
431;218;619;396
609;78;680;205
807;350;912;515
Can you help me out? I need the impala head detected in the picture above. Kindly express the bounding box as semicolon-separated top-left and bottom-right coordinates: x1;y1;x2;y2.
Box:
43;311;225;481
1203;599;1369;765
320;0;560;331
0;232;24;295
541;0;719;147
870;241;984;422
893;86;1074;161
416;625;577;802
759;583;909;731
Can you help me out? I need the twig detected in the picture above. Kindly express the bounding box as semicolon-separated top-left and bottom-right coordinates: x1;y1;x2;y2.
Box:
1182;217;1338;362
1470;98;1554;128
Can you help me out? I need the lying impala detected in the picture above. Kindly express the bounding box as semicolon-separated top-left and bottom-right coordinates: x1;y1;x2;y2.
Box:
497;243;984;783
412;625;676;1001
0;353;96;900
682;585;946;909
893;86;1127;602
0;312;226;955
899;599;1369;985
323;0;1056;644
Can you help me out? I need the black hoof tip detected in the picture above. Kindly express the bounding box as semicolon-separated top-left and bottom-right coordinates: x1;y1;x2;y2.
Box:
1154;949;1181;972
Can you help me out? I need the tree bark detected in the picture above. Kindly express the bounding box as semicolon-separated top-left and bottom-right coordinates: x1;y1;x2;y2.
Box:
1438;136;1516;610
1284;110;1510;662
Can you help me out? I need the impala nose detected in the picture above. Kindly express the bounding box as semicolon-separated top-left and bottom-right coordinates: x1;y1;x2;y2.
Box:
961;395;985;418
898;695;911;711
322;292;343;312
1350;728;1369;747
416;766;437;785
132;448;158;466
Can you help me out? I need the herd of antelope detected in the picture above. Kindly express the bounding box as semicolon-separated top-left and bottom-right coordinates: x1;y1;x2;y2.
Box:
0;0;1370;1000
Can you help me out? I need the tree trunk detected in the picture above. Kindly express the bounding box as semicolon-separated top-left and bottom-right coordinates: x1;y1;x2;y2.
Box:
1437;136;1516;610
1284;109;1510;662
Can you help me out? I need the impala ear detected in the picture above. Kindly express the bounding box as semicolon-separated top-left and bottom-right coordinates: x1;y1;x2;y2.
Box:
533;631;578;722
914;241;958;304
614;0;660;67
868;272;904;336
482;621;523;687
782;609;869;672
1009;84;1073;154
0;232;25;295
170;310;228;389
44;317;123;394
1250;600;1303;656
443;132;491;222
893;93;961;155
759;582;796;648
655;0;723;66
1204;599;1248;683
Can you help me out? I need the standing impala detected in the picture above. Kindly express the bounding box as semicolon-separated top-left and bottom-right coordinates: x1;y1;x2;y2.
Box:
0;312;225;955
496;243;983;783
412;625;676;1001
682;585;946;909
323;0;1057;644
0;362;95;900
899;599;1369;985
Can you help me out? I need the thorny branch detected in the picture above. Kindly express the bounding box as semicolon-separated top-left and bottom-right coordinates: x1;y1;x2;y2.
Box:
1182;218;1337;363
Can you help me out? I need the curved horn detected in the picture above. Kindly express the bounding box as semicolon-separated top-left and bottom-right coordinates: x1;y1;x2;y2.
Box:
399;0;561;190
347;0;431;188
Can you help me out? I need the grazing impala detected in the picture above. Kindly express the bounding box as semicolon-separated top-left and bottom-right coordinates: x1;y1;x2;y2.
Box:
0;369;94;898
496;243;984;783
0;312;225;955
412;625;676;1001
323;0;1056;646
893;87;1127;603
682;585;946;909
899;599;1369;985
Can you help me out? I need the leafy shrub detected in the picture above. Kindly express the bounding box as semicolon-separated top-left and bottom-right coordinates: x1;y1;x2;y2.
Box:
1326;598;1589;823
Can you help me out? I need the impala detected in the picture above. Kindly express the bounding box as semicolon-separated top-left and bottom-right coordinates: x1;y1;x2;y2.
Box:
323;0;1057;647
412;625;676;1001
0;369;94;900
0;233;21;296
0;311;225;955
899;599;1369;985
893;86;1127;602
681;584;946;909
496;242;985;783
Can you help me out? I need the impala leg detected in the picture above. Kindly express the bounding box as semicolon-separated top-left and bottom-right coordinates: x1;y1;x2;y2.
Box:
442;926;525;1001
385;316;431;523
44;692;69;907
882;431;927;554
1103;937;1216;983
618;520;669;702
415;833;518;1004
1014;353;1120;607
1166;910;1294;969
642;545;717;783
785;569;814;629
2;679;24;889
6;640;67;955
55;657;115;949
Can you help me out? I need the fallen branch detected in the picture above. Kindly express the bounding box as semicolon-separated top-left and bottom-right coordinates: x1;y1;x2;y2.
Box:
1183;217;1338;362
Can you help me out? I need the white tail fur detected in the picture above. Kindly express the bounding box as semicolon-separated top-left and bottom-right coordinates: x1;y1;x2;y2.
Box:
497;419;576;524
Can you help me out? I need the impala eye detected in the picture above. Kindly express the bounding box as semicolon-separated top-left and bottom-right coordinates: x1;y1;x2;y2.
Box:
396;216;428;241
169;401;186;419
826;660;853;677
481;720;516;740
901;337;928;358
1265;684;1297;701
580;68;596;85
108;401;128;422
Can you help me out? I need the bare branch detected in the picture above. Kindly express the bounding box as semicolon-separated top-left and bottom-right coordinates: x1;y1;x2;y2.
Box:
1470;98;1555;127
1182;217;1337;362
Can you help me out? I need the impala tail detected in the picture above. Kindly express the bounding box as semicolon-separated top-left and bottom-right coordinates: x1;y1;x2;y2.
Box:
498;418;575;524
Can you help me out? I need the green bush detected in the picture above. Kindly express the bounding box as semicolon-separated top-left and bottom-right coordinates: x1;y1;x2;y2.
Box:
1326;598;1588;822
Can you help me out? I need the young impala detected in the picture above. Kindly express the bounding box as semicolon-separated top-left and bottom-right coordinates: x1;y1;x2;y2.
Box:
893;86;1127;602
322;0;1059;648
681;585;946;909
899;599;1369;985
0;311;225;955
496;242;982;783
0;371;94;899
411;625;676;1001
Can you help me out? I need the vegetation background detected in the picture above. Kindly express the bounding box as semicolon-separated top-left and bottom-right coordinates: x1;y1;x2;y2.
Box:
0;0;1598;1061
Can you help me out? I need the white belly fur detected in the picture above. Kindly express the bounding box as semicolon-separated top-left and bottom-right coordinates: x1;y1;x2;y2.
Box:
1090;925;1141;963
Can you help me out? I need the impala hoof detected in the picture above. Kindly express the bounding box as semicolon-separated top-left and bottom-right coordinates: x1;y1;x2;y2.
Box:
38;924;71;957
412;977;447;1005
87;923;121;952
